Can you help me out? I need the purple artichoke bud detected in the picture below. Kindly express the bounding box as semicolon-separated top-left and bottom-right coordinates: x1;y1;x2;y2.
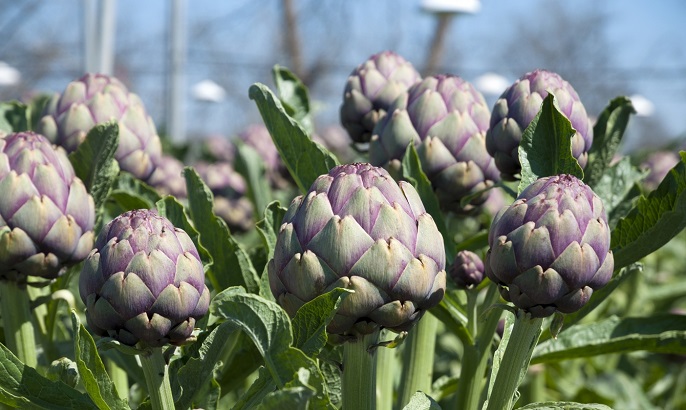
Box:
313;125;357;163
0;132;95;284
449;250;485;289
147;155;187;199
79;209;210;347
201;135;235;163
38;73;163;181
369;75;500;214
268;163;446;338
486;69;593;180
485;175;613;317
340;51;422;144
237;124;289;189
194;162;253;232
641;151;680;191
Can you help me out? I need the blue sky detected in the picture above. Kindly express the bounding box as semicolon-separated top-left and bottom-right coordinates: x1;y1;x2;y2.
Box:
2;0;685;151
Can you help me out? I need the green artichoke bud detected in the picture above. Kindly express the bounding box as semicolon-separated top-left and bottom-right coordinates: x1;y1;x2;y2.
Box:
147;154;187;199
268;163;446;339
194;161;253;232
0;132;95;284
38;73;163;181
340;51;421;144
369;74;500;214
449;250;484;289
47;357;80;388
79;209;210;347
486;69;593;180
485;175;613;317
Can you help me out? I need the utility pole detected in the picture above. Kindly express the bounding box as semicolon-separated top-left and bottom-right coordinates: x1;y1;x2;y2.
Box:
167;0;187;142
82;0;117;75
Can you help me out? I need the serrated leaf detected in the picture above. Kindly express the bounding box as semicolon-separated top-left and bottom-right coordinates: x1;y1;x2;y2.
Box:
249;83;339;193
0;101;30;132
257;368;316;410
517;402;612;410
291;288;352;356
71;312;129;410
171;322;237;410
518;93;584;193
234;142;272;220
401;391;442;410
68;122;120;225
611;152;686;269
0;342;98;409
532;314;686;364
256;201;287;259
232;367;275;410
155;196;211;269
184;167;260;293
210;287;334;408
272;65;314;135
584;97;635;187
591;157;647;215
401;144;453;261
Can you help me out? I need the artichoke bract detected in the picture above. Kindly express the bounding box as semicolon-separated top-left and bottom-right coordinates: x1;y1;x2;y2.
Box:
79;209;210;347
268;163;446;339
485;175;613;317
38;73;163;181
0;132;95;284
450;250;485;289
369;74;500;214
486;69;593;180
340;51;421;144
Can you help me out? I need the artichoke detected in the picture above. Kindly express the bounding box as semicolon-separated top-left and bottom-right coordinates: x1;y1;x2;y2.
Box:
641;151;680;191
38;73;163;181
340;51;421;144
449;250;485;289
147;154;187;199
369;74;500;214
194;161;253;232
0;131;95;284
79;209;210;347
486;69;593;180
485;174;613;317
238;124;289;189
268;163;446;338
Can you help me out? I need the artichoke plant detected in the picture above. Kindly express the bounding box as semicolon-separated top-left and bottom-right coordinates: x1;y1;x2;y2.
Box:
268;163;446;338
79;209;210;347
486;69;594;180
450;250;485;289
340;51;421;144
194;161;253;232
369;74;500;214
641;151;680;191
0;131;95;284
485;174;613;317
38;73;163;181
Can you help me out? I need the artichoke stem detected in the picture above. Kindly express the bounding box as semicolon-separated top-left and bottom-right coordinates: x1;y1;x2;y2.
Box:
453;285;502;410
398;312;438;407
375;329;396;410
485;310;543;410
0;280;37;368
140;347;175;410
343;328;381;410
106;358;129;401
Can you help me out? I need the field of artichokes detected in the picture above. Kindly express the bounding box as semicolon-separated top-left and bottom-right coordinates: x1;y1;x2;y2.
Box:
0;52;685;410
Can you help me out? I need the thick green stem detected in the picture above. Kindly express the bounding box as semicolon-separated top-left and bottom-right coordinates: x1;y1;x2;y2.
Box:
398;312;438;407
140;347;175;410
0;281;37;368
343;329;381;410
106;358;129;401
453;286;501;410
485;311;543;410
375;329;396;410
